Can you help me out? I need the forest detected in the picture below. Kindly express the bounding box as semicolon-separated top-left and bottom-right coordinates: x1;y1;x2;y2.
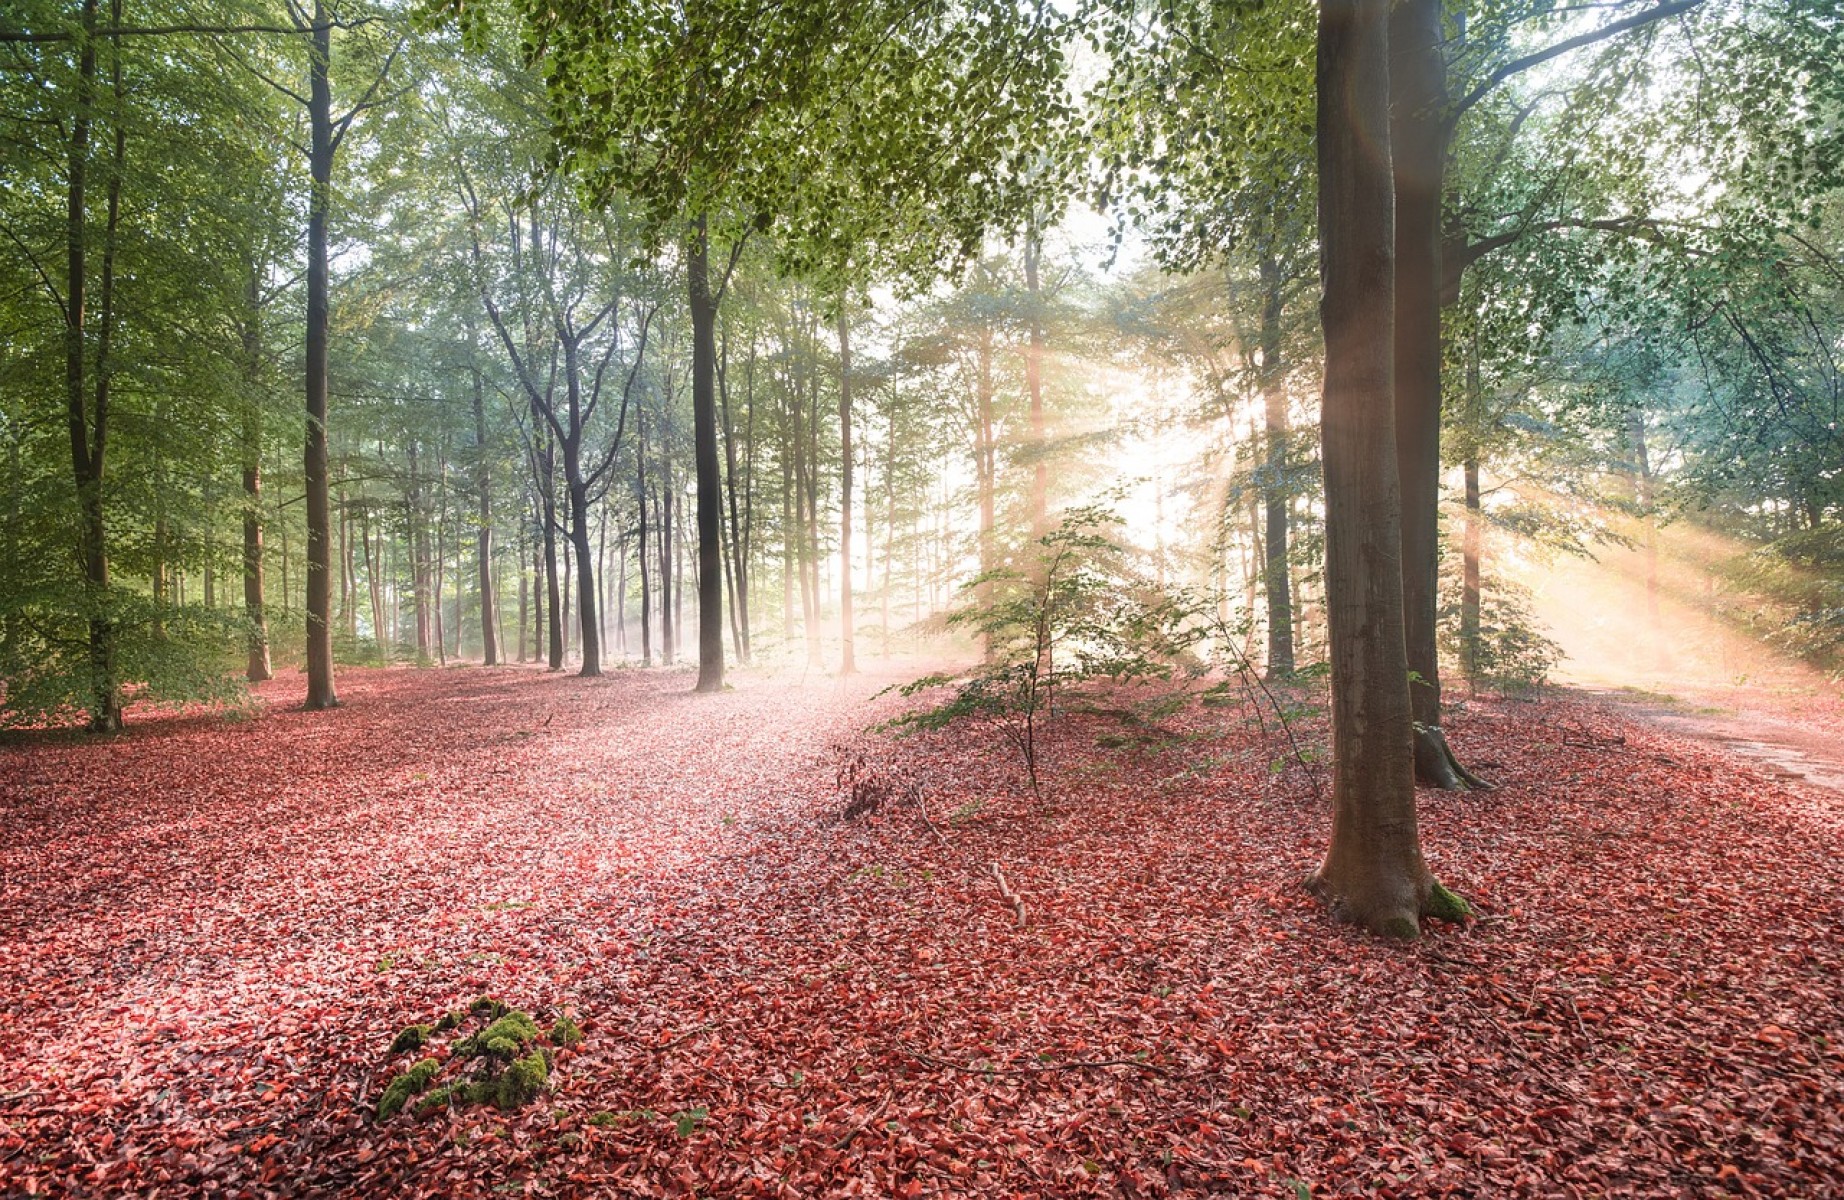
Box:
2;0;1842;1195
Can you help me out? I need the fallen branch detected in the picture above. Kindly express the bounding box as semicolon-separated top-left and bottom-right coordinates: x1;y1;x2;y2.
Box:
990;862;1027;926
832;1092;892;1149
904;1046;1176;1078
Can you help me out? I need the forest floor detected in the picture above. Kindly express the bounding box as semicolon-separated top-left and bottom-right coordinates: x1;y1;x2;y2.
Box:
2;662;1841;1199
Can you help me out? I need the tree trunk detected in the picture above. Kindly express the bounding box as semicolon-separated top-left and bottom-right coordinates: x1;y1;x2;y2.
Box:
471;322;498;665
1258;255;1295;676
837;308;857;676
1630;410;1666;669
720;333;754;662
64;0;122;731
240;263;273;681
1461;456;1481;686
1307;0;1460;940
1023;217;1048;541
976;326;996;661
302;0;338;709
637;412;653;666
1392;0;1481;788
689;221;725;692
659;471;675;665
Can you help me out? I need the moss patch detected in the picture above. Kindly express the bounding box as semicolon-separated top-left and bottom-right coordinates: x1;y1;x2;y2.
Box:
375;998;578;1122
389;1023;433;1054
1424;881;1472;924
456;1010;541;1059
377;1057;440;1120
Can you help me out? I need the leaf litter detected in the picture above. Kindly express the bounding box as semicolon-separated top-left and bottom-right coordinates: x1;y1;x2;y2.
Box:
0;665;1839;1197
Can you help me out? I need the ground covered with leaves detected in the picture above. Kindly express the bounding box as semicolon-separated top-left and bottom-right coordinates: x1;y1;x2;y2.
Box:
2;664;1840;1198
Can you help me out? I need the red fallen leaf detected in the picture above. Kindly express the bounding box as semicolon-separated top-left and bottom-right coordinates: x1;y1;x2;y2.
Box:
5;670;1843;1200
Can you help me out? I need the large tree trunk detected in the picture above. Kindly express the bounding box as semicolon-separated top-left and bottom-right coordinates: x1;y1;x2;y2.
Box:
836;308;857;676
688;222;726;692
1307;0;1462;940
1258;255;1295;677
64;0;122;731
1393;0;1481;788
302;0;338;709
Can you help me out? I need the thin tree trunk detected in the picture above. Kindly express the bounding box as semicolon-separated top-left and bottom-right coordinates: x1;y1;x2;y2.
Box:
836;308;857;676
1023;216;1048;541
241;267;273;682
471;320;498;665
1258;254;1295;676
1461;456;1481;686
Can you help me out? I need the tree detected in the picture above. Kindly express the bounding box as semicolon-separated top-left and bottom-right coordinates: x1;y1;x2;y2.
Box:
1306;0;1464;939
439;0;1068;692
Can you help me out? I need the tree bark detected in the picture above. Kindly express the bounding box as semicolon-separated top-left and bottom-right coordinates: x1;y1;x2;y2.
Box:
302;0;338;709
1391;0;1469;786
836;307;857;676
1023;216;1048;541
64;0;123;731
471;321;498;665
1258;255;1295;677
240;269;272;682
1461;455;1481;686
1307;0;1458;940
687;221;726;691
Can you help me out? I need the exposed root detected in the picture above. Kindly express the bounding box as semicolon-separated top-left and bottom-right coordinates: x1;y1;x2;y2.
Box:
1415;724;1495;791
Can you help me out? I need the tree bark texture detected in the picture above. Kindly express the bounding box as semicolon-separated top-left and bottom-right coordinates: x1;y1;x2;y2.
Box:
1308;0;1452;940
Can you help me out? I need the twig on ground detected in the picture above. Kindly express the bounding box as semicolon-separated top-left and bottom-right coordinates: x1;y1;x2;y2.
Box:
904;1046;1177;1078
909;783;949;847
833;1092;892;1149
991;862;1027;926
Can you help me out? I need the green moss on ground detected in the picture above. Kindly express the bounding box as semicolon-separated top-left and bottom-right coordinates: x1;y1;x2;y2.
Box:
456;1010;541;1058
389;1023;433;1053
377;1057;440;1120
379;1000;575;1120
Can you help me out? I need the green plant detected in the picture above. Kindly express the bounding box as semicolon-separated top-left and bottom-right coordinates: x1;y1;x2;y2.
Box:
890;507;1180;794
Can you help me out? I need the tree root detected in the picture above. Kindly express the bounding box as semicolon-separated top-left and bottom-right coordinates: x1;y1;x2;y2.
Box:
1414;724;1494;791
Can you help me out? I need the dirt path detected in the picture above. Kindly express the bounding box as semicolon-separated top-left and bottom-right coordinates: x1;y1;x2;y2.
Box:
1578;683;1844;793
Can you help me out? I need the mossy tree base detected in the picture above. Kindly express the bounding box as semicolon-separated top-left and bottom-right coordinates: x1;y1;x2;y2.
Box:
1305;871;1472;941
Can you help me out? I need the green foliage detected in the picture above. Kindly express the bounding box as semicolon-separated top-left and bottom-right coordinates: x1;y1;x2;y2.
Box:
893;506;1180;792
0;590;251;729
1440;575;1561;693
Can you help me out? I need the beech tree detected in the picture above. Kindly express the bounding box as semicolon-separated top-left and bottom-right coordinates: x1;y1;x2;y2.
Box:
1308;0;1466;939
